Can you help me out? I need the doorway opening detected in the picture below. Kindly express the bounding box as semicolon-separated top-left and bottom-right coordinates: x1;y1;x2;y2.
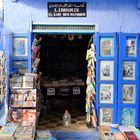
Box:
37;34;93;130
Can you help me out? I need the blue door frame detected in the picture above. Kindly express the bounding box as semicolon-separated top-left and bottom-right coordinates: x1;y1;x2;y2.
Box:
95;32;118;125
9;33;32;73
9;31;140;127
118;33;140;127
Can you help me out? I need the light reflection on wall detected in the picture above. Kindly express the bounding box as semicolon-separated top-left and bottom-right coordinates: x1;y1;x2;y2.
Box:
0;0;4;22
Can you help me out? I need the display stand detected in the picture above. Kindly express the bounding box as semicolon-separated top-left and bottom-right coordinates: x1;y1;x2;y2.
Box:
0;50;6;109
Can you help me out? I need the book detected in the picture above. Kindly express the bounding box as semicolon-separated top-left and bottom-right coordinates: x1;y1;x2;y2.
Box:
12;76;23;88
7;109;36;126
113;132;126;140
23;75;34;88
98;126;111;140
22;109;36;126
102;131;116;140
110;127;120;133
37;130;52;138
23;89;36;107
7;109;22;123
10;92;23;107
123;131;138;140
10;89;36;108
0;123;17;139
14;126;34;139
134;130;140;140
128;126;139;131
119;126;132;132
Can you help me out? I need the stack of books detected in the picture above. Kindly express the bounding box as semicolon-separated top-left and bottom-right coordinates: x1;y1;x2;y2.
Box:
98;124;140;140
12;73;38;89
0;50;6;109
14;125;35;140
7;73;40;139
10;89;37;108
0;123;17;140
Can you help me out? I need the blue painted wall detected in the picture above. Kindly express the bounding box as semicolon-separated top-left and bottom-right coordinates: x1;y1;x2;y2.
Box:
3;0;140;33
1;0;140;126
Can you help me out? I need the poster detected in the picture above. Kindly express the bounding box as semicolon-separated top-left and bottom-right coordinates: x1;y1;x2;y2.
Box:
122;84;135;103
13;37;28;57
100;108;112;125
100;61;114;80
123;61;135;80
100;84;113;103
122;108;135;125
126;38;136;56
100;38;114;56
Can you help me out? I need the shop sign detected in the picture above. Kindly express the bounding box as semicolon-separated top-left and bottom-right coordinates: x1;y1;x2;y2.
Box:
47;88;55;96
73;87;80;95
48;2;86;17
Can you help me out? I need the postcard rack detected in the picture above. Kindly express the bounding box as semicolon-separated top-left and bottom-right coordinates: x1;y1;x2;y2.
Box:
118;33;140;127
95;33;118;125
0;50;6;109
9;73;38;109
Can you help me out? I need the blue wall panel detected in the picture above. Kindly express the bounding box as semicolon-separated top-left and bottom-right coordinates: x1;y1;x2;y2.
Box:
3;0;140;33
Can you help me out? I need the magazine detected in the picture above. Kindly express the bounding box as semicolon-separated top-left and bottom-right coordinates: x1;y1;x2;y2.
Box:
23;90;36;107
7;109;22;123
10;89;36;108
22;109;36;126
14;126;34;139
23;75;34;88
12;76;23;88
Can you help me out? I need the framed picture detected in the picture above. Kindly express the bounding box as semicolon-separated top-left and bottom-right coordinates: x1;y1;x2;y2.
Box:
13;61;28;68
13;37;28;57
126;38;136;56
100;61;114;80
99;84;113;103
17;68;28;74
123;61;135;80
100;37;114;56
122;108;135;125
100;108;112;125
122;84;135;103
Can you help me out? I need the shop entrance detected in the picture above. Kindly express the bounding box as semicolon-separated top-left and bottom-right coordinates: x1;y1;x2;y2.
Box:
37;34;93;130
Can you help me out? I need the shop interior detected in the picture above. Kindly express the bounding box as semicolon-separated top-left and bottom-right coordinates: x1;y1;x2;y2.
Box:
37;34;93;130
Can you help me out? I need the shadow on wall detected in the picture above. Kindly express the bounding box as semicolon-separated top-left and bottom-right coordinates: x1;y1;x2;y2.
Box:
94;0;138;11
17;0;94;10
17;0;138;11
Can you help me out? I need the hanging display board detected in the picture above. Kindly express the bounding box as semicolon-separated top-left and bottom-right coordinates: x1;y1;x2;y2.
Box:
118;33;140;127
48;2;87;17
96;33;118;125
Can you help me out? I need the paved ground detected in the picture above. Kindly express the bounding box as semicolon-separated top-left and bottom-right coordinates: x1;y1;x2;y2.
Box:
51;129;100;140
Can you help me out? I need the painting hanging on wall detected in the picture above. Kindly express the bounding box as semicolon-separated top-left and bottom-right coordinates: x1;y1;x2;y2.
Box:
99;84;113;103
122;84;135;104
100;61;114;80
126;38;136;56
13;37;28;57
99;108;112;125
121;108;135;125
123;61;135;80
100;37;114;57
